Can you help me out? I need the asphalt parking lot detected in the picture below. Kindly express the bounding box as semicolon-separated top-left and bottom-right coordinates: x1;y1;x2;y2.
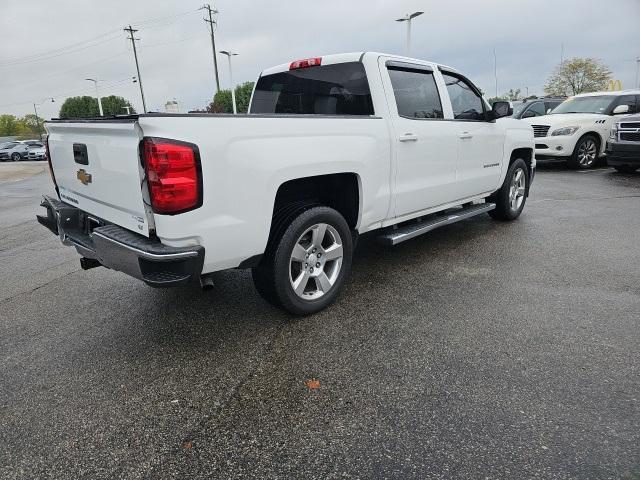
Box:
0;161;638;479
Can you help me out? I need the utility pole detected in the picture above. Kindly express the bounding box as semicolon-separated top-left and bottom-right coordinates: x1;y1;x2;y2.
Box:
124;25;147;113
202;4;221;93
395;12;423;56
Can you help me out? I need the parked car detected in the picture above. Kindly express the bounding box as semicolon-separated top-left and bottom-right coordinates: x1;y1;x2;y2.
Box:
511;97;565;119
0;141;30;161
523;90;639;169
606;114;640;173
26;144;47;161
38;52;534;315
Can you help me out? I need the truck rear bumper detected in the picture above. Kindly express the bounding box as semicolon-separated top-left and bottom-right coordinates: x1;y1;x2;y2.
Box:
37;195;204;287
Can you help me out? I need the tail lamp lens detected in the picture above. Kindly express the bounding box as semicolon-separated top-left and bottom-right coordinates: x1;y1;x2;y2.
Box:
143;138;201;214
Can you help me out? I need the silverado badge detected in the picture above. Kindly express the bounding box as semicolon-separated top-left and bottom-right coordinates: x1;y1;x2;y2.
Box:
76;169;92;185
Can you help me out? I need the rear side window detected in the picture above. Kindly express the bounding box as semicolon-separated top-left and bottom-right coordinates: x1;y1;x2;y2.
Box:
251;62;374;115
387;67;443;119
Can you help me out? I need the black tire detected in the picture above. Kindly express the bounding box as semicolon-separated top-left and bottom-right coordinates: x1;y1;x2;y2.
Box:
488;158;529;221
10;152;21;162
252;206;353;315
567;134;599;169
614;165;638;174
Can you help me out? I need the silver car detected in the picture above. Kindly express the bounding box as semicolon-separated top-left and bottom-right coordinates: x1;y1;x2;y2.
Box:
0;141;31;161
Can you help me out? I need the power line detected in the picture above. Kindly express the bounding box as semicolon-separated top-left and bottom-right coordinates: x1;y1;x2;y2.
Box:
124;25;147;113
0;34;122;67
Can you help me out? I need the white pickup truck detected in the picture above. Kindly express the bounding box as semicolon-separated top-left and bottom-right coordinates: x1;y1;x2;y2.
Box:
39;52;534;314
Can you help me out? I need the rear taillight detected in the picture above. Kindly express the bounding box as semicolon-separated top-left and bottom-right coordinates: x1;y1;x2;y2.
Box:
289;57;322;70
142;137;202;214
44;135;59;196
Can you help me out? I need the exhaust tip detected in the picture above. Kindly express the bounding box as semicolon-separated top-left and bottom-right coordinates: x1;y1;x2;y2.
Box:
200;274;214;291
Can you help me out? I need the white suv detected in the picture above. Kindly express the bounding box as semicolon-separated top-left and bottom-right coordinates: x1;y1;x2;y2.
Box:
524;90;640;169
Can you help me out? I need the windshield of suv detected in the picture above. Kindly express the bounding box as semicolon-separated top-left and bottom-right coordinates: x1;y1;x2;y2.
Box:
552;95;615;114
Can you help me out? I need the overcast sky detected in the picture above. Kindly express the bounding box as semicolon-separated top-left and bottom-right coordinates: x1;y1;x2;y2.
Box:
1;0;639;119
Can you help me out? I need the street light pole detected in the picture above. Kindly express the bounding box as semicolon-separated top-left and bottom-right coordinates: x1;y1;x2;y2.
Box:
85;78;103;116
219;50;238;114
395;12;423;56
636;57;640;89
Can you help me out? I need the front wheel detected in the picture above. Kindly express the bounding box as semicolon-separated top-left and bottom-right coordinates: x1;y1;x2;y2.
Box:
568;135;599;169
252;206;353;315
488;158;530;221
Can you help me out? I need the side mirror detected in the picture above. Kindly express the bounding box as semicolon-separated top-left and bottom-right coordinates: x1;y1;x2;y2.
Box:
491;101;511;120
612;104;630;115
522;110;536;118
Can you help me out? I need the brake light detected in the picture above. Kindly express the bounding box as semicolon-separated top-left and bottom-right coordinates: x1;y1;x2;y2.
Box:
44;135;59;196
142;137;202;214
289;57;322;70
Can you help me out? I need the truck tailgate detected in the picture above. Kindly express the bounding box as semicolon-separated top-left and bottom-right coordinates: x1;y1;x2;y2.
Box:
46;120;152;236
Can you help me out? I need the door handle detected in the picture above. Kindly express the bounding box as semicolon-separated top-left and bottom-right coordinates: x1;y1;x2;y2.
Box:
399;133;418;142
459;132;473;139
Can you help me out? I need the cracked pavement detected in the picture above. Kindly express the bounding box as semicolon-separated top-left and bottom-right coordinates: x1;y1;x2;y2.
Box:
0;162;639;479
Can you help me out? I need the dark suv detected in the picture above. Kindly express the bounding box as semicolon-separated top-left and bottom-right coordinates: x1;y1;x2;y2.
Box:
607;114;640;173
511;98;565;119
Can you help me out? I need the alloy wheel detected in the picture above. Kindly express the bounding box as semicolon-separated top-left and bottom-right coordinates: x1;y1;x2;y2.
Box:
577;139;597;167
289;223;343;300
509;168;526;211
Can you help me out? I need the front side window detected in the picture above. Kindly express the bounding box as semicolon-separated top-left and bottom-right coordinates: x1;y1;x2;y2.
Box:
387;67;443;119
613;95;637;114
527;102;546;117
441;72;485;120
251;62;374;115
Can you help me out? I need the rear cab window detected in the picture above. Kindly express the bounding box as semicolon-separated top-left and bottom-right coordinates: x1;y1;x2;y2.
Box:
250;62;374;115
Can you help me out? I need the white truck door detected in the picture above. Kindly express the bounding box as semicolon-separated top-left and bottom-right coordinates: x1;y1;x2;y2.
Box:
440;70;504;198
379;59;460;218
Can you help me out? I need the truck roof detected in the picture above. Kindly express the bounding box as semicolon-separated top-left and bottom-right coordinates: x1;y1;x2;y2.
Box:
259;52;458;77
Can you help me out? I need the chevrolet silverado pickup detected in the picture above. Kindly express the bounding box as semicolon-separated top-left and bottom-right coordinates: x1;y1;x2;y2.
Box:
38;52;535;315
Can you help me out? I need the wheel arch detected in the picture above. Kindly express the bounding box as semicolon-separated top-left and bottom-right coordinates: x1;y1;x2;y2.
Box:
271;172;362;231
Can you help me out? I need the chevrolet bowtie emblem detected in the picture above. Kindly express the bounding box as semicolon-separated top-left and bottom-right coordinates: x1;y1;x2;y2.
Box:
76;169;92;185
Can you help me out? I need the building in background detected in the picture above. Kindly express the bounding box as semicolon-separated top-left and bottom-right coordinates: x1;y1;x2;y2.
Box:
165;100;179;114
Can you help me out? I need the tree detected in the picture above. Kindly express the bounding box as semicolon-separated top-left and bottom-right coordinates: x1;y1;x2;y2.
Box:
505;88;521;101
207;82;255;113
59;95;135;118
0;115;19;136
22;114;45;135
100;95;136;116
544;58;612;97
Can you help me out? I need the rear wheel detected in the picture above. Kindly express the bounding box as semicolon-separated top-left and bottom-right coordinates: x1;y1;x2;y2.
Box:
252;206;353;315
568;135;599;169
10;153;21;162
614;165;638;173
488;158;529;221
